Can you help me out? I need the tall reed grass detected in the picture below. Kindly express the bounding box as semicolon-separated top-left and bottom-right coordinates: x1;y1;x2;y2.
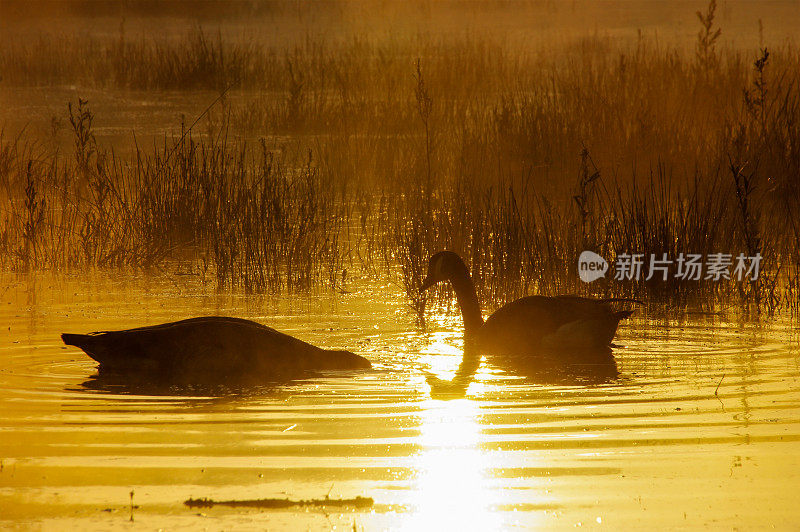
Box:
0;103;345;293
1;5;798;313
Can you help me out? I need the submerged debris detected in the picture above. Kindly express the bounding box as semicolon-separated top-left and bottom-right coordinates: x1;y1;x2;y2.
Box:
184;496;374;510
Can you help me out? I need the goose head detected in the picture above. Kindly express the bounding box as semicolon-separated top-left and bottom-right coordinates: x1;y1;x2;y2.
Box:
421;250;468;291
420;251;484;334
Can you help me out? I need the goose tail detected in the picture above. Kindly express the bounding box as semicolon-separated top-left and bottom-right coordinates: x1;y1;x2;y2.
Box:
62;333;92;349
62;333;106;358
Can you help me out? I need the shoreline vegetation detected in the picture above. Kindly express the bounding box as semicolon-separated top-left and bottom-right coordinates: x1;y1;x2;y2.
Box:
1;1;798;315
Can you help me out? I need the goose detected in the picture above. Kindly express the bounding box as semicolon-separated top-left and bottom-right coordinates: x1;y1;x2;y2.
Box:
421;251;638;357
62;316;371;381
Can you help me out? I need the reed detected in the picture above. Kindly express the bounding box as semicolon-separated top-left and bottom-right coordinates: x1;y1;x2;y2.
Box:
0;4;798;312
0;101;345;293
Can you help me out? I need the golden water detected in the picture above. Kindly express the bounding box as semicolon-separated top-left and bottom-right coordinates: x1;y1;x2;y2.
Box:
1;272;799;530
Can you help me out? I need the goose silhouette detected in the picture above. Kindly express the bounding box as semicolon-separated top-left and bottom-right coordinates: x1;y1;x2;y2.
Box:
62;316;370;382
421;251;638;358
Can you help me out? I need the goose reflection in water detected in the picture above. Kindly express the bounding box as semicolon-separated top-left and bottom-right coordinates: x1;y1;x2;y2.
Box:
77;368;290;397
425;344;620;399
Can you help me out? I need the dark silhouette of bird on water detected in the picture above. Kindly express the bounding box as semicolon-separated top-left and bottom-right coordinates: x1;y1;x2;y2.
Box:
420;251;639;360
62;316;371;383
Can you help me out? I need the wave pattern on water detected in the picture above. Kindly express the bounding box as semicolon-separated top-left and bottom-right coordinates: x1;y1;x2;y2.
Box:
1;276;799;529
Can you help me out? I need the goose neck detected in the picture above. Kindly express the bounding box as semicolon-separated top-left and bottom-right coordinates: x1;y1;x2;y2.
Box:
450;271;484;334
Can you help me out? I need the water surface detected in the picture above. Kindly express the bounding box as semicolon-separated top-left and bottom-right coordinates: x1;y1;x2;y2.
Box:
1;272;799;530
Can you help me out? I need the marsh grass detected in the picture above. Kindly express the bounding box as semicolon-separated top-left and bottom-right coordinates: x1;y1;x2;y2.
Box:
0;102;345;294
1;8;799;312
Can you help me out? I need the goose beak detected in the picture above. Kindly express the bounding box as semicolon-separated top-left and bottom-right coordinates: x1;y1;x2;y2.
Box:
420;275;436;291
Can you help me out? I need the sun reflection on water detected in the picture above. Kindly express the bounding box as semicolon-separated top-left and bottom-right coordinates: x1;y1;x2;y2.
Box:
406;397;502;531
401;325;501;528
419;333;464;376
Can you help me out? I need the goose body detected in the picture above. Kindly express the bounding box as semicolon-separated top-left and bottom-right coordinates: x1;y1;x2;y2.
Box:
62;316;370;381
477;295;634;353
422;251;637;357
